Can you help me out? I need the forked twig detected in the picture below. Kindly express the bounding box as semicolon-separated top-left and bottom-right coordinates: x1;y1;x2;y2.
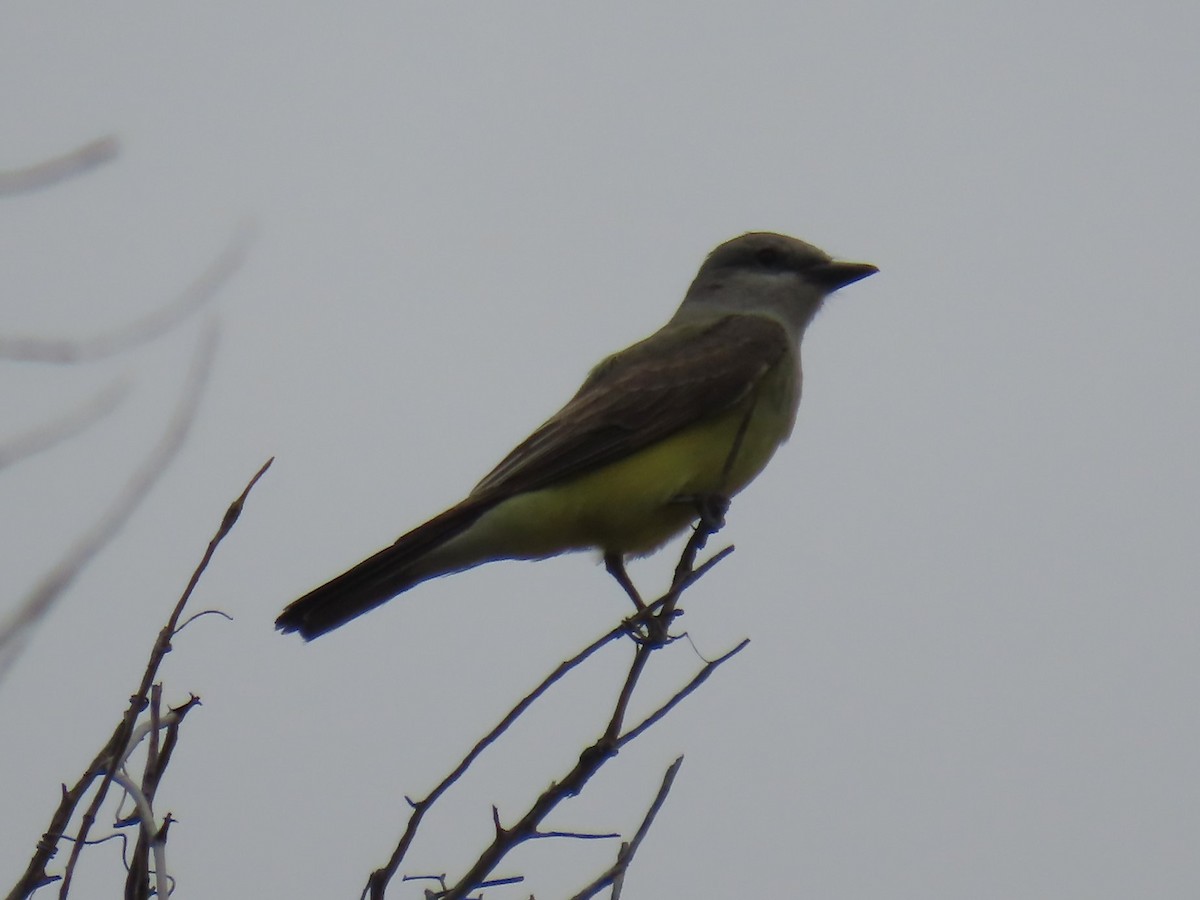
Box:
567;756;685;900
4;458;273;900
364;514;745;900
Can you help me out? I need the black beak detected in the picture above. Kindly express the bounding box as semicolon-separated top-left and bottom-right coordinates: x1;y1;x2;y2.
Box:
809;260;879;291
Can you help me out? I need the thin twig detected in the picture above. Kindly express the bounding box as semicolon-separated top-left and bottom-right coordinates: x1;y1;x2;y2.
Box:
0;380;129;471
617;639;750;749
567;756;685;900
59;457;270;900
172;609;234;634
440;626;745;900
0;136;119;196
107;770;168;900
365;620;633;899
0;221;252;363
4;458;272;900
676;544;735;592
124;693;197;900
366;505;744;900
367;579;699;899
525;830;621;841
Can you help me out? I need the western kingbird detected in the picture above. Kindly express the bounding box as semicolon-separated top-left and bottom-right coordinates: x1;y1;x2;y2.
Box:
277;232;876;639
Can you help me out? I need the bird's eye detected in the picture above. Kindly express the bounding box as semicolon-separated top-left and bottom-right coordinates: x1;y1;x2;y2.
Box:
755;246;783;267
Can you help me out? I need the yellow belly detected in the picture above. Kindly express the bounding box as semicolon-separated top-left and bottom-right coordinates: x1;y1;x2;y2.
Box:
439;359;798;564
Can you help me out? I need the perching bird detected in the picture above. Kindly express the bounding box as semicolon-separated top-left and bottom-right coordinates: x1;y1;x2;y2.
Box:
277;232;876;639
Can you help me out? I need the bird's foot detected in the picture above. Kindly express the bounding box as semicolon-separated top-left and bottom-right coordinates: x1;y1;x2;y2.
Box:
695;493;730;534
672;493;730;539
621;605;682;647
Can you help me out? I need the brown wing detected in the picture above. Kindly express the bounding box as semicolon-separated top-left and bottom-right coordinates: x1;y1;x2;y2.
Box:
469;314;790;501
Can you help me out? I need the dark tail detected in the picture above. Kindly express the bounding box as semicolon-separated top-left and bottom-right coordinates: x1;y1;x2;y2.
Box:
276;499;492;640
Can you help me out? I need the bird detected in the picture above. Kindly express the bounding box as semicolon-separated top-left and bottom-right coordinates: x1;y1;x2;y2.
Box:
277;232;876;639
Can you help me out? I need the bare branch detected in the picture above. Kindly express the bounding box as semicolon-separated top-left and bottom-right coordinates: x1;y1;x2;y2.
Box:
675;544;735;592
365;501;747;899
440;611;743;898
526;830;620;841
365;619;633;898
0;221;253;363
567;756;684;900
617;640;750;749
107;769;168;900
620;508;733;647
0;137;119;196
4;458;273;900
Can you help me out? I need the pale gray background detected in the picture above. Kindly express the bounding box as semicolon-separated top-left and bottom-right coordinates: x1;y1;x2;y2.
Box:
3;2;1199;898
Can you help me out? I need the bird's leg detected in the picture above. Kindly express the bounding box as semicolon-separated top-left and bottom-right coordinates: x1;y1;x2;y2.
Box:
663;493;732;590
604;552;645;611
608;552;678;646
609;552;682;646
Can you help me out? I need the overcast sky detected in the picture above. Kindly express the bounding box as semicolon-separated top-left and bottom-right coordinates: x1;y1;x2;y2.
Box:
3;2;1199;898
